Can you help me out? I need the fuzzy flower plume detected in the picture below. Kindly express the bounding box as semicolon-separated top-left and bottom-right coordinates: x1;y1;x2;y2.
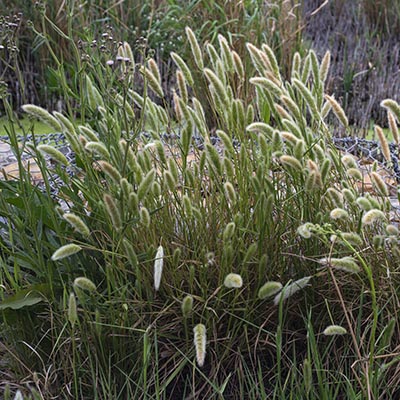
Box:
193;323;207;367
224;273;243;288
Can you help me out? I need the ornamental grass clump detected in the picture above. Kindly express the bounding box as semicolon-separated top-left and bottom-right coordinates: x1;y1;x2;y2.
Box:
2;21;399;399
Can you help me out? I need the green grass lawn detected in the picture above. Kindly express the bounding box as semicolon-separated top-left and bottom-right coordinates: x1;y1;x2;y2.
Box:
0;116;55;136
360;123;392;141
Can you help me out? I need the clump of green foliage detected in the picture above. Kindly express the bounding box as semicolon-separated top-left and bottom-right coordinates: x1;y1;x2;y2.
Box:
1;17;400;400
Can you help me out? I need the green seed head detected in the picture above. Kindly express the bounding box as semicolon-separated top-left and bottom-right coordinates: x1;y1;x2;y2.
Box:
291;51;301;78
193;323;207;367
386;224;399;236
164;170;177;192
74;276;97;292
183;195;193;218
181;295;194;318
22;104;62;131
381;99;400;123
323;325;347;336
375;125;391;163
139;65;164;98
388;111;399;144
104;194;122;231
341;154;357;169
37;145;69;166
292;78;318;117
297;223;313;239
218;34;234;72
97;161;122;184
140;207;151;228
319;256;360;273
224;273;243;289
85;141;110;159
78;125;99;142
261;43;280;78
342;188;356;203
346;168;363;181
138;169;156;201
148;58;161;85
86;75;104;111
223;222;236;242
63;213;90;237
51;244;82;261
185;27;204;70
232;50;244;79
120;178;133;199
68;292;77;327
176;70;188;104
324;95;348;127
122;41;134;64
371;172;389;196
373;235;385;249
171;52;194;87
279;155;303;171
362;209;386;225
340;232;363;246
330;208;349;220
223;181;237;204
246;122;274;138
204;68;229;107
320;50;331;82
128;192;139;212
356;197;372;211
122;238;138;270
258;281;283;300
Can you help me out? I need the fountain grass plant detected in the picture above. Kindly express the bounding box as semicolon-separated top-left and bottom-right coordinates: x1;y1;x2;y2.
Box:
1;20;400;400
